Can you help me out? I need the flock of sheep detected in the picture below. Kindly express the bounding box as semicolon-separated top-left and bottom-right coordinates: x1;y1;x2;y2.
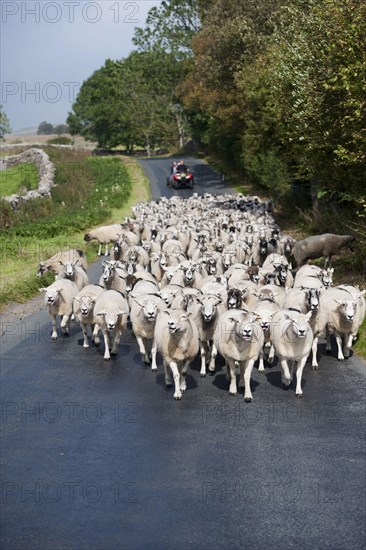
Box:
37;192;365;401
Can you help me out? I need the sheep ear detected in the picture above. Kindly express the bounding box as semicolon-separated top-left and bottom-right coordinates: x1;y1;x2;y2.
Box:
39;287;48;292
305;311;312;322
117;310;127;315
96;311;106;316
334;299;343;305
74;296;81;303
359;290;365;297
59;261;65;266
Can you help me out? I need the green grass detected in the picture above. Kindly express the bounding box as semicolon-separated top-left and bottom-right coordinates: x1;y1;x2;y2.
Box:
0;153;150;309
0;163;39;197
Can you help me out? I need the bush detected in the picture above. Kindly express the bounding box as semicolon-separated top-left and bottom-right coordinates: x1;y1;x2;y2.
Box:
47;136;73;145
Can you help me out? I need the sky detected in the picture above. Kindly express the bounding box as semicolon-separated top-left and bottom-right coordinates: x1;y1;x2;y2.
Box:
0;0;161;132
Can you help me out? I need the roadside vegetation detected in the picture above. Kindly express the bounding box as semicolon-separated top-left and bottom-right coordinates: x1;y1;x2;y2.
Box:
0;148;150;308
0;162;39;197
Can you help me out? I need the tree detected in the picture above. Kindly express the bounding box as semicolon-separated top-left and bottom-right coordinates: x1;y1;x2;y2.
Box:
133;0;201;55
0;105;11;138
68;50;187;151
54;124;69;135
37;121;54;135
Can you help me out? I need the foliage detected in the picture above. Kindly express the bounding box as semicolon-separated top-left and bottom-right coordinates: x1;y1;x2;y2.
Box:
182;0;366;208
133;0;200;55
0;163;39;197
0;105;11;138
37;121;55;135
68;50;189;151
54;124;70;135
47;136;73;145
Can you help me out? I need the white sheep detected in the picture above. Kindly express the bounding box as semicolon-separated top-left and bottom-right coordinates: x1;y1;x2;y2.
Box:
188;294;223;376
84;224;124;256
73;284;105;348
253;299;280;372
57;261;89;290
214;309;264;401
129;293;163;369
270;309;313;397
93;290;129;360
40;279;79;339
98;260;127;295
320;286;365;361
152;308;199;400
37;249;87;278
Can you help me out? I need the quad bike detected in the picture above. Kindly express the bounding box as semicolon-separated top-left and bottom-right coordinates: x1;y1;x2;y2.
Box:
167;167;194;189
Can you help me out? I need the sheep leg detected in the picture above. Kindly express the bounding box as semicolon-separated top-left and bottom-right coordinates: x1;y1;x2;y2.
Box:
136;335;149;365
325;328;332;353
280;359;291;386
51;314;58;340
311;337;319;369
227;359;237;396
102;330;111;360
169;361;182;400
80;322;89;348
295;356;307;397
258;346;265;372
199;340;207;377
241;359;255;402
105;243;109;256
267;344;275;364
343;333;353;359
150;338;158;372
60;314;70;336
208;343;217;373
335;334;345;361
97;243;102;256
180;362;188;393
92;324;100;346
163;360;172;386
110;328;122;356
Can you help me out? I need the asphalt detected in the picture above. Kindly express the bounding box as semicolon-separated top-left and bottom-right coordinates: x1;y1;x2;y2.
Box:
1;157;365;550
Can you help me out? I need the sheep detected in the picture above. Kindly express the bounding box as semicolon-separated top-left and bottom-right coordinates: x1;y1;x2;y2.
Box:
320;286;365;361
84;224;124;256
214;309;264;401
188;294;223;376
292;233;356;268
129;293;163;369
73;284;105;348
170;262;204;289
57;261;89;290
258;285;287;309
40;279;79;339
37;249;87;278
295;265;334;288
253;299;280;372
152;308;199;400
98;260;127;295
270;309;313;397
93;290;129;360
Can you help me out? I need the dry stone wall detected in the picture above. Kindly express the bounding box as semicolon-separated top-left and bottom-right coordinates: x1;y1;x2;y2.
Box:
1;148;55;208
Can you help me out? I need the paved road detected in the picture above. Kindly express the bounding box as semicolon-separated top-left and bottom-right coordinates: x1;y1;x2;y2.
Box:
1;157;365;550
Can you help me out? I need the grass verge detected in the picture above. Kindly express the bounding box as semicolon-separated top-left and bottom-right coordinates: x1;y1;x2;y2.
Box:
0;154;150;310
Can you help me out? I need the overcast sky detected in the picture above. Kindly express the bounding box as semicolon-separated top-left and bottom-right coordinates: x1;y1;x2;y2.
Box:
1;1;161;132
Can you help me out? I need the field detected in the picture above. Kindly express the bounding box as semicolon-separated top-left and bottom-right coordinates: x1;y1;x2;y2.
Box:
0;162;39;197
0;147;150;308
